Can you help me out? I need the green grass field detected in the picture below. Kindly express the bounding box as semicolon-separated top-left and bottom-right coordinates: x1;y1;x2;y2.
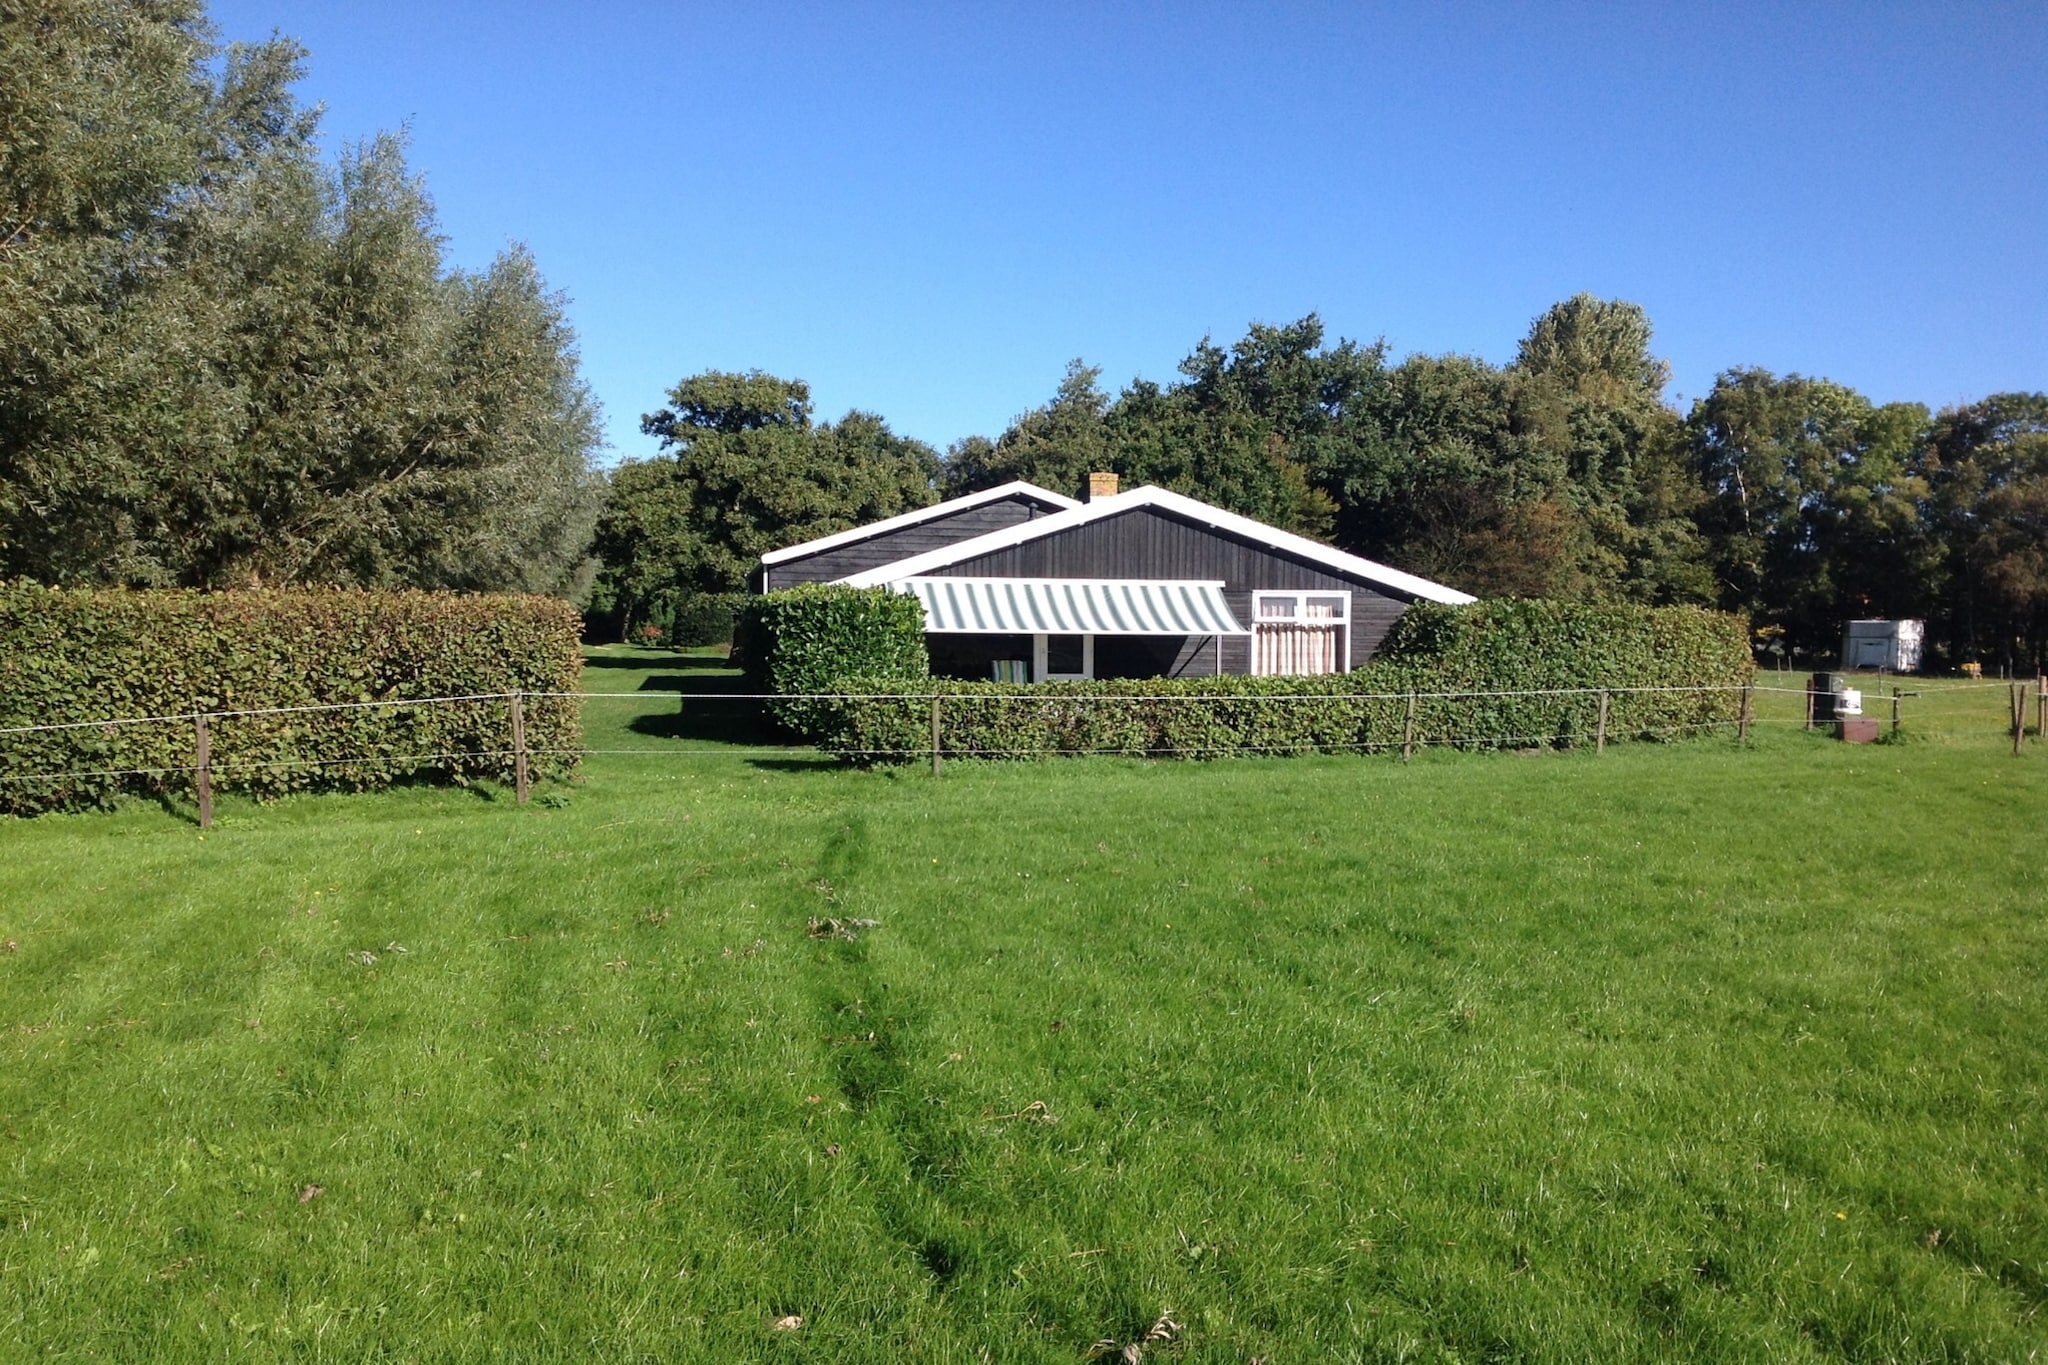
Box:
2;649;2043;1361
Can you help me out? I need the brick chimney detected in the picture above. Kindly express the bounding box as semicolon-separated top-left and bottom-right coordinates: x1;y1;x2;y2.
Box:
1085;471;1120;501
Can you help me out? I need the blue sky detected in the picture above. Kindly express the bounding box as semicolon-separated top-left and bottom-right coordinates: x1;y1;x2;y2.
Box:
208;1;2046;464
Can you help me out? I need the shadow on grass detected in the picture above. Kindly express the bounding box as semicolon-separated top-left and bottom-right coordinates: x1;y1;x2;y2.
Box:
744;756;842;774
582;650;733;672
628;678;774;745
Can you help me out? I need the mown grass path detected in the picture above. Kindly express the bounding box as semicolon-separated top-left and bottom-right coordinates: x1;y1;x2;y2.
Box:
1;651;2043;1360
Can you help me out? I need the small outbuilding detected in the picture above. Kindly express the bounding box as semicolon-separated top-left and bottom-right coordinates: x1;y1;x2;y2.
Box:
755;475;1475;681
1841;619;1924;673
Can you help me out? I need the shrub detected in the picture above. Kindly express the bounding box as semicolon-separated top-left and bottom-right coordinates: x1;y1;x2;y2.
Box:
817;601;1751;764
0;587;583;815
734;585;928;737
669;592;743;648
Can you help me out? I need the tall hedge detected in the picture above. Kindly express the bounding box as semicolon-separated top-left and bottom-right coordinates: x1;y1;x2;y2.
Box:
813;600;1752;763
735;585;928;736
0;587;582;815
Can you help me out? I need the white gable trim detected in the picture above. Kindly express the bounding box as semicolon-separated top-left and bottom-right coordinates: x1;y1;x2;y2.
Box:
758;480;1080;566
835;485;1477;604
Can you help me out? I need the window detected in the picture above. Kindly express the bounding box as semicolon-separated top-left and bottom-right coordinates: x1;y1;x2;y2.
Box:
1253;591;1349;675
1033;633;1094;681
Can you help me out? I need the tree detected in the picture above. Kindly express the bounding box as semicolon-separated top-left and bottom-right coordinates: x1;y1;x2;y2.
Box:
0;3;604;594
1921;393;2048;670
940;360;1109;499
591;371;939;636
1513;292;1671;409
1685;368;1932;652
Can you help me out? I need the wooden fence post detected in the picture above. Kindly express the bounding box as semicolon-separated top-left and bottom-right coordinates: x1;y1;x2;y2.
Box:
1804;678;1816;732
1738;683;1753;743
510;691;530;804
1401;693;1417;763
1890;686;1901;738
930;695;942;779
2037;674;2045;741
193;714;213;831
1595;690;1609;754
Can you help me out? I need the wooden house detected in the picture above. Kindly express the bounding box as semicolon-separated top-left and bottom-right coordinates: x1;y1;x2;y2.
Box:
756;475;1474;681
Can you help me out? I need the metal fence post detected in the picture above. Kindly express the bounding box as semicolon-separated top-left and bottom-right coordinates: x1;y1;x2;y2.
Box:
930;695;943;778
193;714;213;830
510;691;530;804
2013;684;2026;757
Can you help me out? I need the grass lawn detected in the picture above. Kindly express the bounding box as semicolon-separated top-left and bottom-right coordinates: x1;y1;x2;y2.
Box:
1;648;2043;1361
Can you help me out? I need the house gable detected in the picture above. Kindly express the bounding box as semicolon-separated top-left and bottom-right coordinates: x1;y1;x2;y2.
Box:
759;481;1078;588
835;485;1475;605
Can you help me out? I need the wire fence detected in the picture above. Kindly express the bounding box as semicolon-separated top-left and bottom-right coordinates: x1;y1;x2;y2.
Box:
2;677;2042;825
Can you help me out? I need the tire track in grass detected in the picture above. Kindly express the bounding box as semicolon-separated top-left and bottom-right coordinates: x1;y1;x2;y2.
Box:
802;813;993;1305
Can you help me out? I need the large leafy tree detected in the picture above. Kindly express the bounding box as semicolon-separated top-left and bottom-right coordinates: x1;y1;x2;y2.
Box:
1507;295;1707;604
0;1;603;593
591;371;939;635
1685;368;1933;650
940;360;1111;500
1921;393;2048;670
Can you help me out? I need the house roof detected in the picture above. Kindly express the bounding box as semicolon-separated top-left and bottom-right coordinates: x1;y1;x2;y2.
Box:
757;480;1080;566
835;484;1478;604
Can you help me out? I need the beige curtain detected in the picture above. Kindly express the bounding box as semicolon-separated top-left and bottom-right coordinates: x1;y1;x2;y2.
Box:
1256;600;1340;675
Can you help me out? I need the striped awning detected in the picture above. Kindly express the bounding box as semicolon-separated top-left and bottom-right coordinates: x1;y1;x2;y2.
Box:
895;577;1249;636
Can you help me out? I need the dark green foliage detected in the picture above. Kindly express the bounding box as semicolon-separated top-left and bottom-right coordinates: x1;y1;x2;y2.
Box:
668;592;744;647
816;601;1751;763
0;587;582;814
734;585;928;736
1684;368;1935;654
591;372;940;634
0;6;603;594
1379;598;1755;748
1920;393;2048;672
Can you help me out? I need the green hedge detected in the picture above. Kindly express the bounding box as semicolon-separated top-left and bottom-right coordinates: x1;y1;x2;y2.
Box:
0;587;583;815
735;585;928;737
813;600;1752;764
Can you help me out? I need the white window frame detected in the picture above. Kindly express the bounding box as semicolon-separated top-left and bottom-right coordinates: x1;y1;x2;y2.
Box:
1032;633;1094;681
1251;590;1352;675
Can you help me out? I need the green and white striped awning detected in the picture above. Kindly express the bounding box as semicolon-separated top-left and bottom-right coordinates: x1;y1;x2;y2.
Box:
895;577;1249;636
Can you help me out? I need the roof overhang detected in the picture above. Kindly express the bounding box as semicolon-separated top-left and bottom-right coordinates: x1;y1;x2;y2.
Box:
759;480;1079;566
895;577;1251;636
838;485;1477;604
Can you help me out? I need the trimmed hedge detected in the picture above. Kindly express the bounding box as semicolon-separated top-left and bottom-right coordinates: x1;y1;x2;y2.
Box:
812;600;1752;764
0;587;582;815
735;585;928;737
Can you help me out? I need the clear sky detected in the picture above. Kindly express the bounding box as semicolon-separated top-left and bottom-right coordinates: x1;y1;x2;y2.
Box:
206;1;2046;464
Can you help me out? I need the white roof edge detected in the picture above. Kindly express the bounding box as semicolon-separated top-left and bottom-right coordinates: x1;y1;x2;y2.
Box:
838;485;1478;603
758;481;1080;566
893;575;1228;589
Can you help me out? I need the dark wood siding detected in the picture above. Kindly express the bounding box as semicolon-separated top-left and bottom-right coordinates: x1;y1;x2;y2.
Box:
766;497;1062;587
930;506;1418;666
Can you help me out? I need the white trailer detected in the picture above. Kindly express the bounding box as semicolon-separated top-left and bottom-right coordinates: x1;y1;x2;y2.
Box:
1841;619;1924;673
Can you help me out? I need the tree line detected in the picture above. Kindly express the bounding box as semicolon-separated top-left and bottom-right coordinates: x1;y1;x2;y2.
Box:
598;300;2047;673
1;1;604;596
7;6;2040;673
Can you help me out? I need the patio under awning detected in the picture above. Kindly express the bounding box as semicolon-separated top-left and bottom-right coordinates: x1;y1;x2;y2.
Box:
894;577;1250;636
